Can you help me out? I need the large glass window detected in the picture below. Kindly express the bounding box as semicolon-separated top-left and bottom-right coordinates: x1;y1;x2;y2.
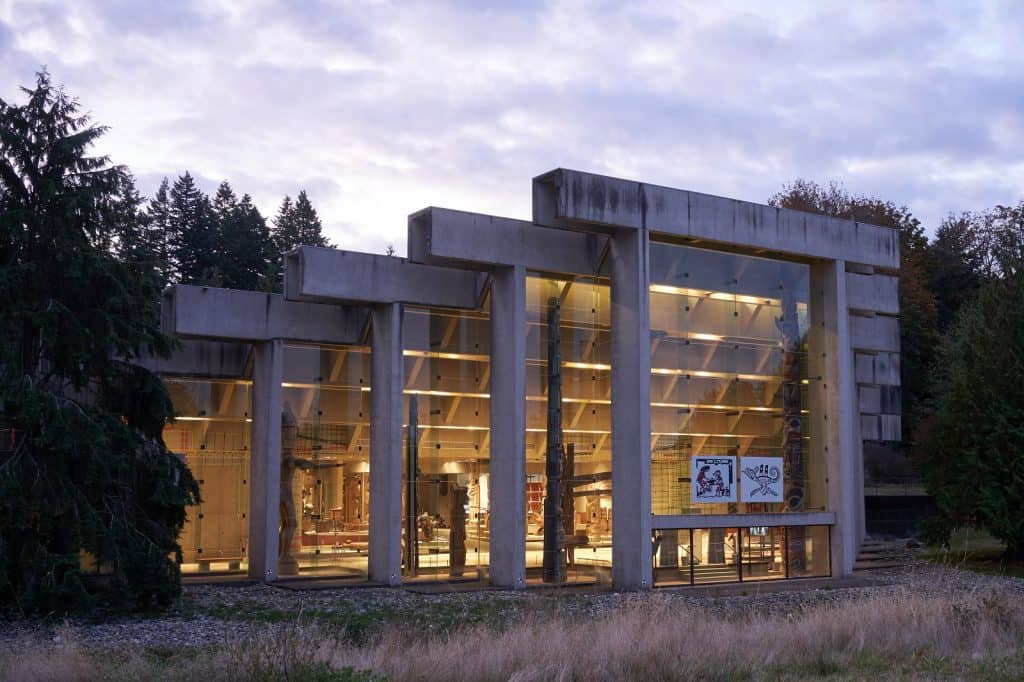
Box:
282;344;371;579
525;274;612;584
652;525;830;586
648;242;826;517
402;306;490;581
164;378;252;574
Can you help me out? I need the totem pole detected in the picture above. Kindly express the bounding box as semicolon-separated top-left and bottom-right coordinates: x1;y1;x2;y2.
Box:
405;394;419;575
449;485;468;577
278;403;300;575
543;295;566;583
777;287;806;572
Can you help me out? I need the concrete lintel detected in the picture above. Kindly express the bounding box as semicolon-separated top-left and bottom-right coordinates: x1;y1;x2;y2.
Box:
408;207;606;276
533;168;900;269
136;339;251;379
285;246;486;309
162;285;368;345
651;512;836;530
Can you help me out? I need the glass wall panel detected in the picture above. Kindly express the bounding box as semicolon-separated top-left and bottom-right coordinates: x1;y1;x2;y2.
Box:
526;274;612;584
402;305;490;581
649;242;823;516
653;525;831;586
164;378;251;574
282;344;371;579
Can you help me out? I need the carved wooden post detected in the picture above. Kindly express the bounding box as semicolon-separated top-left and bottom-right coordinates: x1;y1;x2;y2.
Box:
405;394;418;575
543;295;566;583
778;288;806;571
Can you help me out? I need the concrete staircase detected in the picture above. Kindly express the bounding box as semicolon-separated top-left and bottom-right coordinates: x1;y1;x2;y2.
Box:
854;538;919;571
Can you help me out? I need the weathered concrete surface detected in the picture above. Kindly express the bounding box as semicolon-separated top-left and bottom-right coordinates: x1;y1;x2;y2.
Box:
162;285;368;344
850;315;900;352
369;303;403;586
846;272;899;314
609;226;653;590
285;246;486;308
488;265;527;589
533;168;899;269
137;339;251;379
249;339;283;582
408;207;606;275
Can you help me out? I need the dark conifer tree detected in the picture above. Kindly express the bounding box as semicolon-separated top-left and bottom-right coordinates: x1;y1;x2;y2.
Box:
292;190;331;248
145;178;176;288
211;181;273;290
170;172;218;285
0;70;198;612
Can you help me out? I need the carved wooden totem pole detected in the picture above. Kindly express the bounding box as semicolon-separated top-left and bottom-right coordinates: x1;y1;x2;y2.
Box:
777;287;806;572
543;295;566;583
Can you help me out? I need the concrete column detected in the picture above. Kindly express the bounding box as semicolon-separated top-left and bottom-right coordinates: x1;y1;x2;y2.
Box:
488;265;527;588
249;339;283;582
369;303;403;586
609;227;653;590
815;260;859;576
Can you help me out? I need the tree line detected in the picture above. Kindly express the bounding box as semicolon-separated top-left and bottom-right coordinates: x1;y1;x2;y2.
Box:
770;181;1024;557
111;171;331;294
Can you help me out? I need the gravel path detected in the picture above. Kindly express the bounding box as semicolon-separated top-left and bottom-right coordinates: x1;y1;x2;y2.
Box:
3;560;1022;652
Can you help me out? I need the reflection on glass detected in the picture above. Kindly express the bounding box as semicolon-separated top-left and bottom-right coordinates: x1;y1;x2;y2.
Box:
525;275;612;584
648;242;825;516
403;305;491;581
164;378;251;574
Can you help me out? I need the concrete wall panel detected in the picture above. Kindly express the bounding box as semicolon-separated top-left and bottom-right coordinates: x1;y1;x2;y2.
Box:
850;315;900;352
847;273;899;314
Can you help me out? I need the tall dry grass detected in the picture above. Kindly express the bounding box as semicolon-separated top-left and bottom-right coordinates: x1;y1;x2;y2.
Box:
2;587;1024;681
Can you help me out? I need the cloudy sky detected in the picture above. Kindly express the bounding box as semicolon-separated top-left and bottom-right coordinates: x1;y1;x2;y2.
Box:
2;1;1022;252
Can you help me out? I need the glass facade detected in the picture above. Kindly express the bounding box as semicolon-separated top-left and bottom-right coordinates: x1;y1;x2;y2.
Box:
162;241;833;586
648;241;827;518
525;274;612;582
281;344;371;578
402;305;491;580
651;525;831;586
164;378;251;573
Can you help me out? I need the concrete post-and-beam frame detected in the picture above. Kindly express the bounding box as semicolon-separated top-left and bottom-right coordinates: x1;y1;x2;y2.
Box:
369;303;404;586
250;339;284;582
160;285;370;583
408;207;607;276
488;264;527;589
533;172;654;590
532;168;899;270
162;284;369;345
284;246;487;309
814;260;860;576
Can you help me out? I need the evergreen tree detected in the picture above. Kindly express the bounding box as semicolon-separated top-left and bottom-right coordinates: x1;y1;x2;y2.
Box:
145;178;176;288
267;192;331;291
0;70;198;612
927;213;984;332
170;172;218;285
211;181;273;290
292;190;330;248
919;271;1024;556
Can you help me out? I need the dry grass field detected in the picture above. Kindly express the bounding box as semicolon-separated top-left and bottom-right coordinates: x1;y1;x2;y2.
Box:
3;565;1024;680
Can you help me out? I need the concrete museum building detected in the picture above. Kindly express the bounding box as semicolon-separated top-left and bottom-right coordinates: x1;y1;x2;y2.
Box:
153;169;902;591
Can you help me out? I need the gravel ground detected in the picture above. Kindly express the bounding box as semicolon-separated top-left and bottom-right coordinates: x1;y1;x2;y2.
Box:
3;558;1023;652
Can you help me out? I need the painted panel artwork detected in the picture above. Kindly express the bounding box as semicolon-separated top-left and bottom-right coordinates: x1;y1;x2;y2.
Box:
691;456;736;503
740;456;784;503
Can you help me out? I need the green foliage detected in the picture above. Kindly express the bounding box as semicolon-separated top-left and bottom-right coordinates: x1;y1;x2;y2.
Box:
919;273;1024;557
0;70;198;612
267;190;331;290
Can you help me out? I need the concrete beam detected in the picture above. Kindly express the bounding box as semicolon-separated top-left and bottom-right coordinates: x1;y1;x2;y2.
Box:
533;168;899;269
249;339;283;582
488;265;527;589
285;246;486;309
369;303;403;585
137;339;251;379
408;207;607;275
162;285;368;345
609;226;653;590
